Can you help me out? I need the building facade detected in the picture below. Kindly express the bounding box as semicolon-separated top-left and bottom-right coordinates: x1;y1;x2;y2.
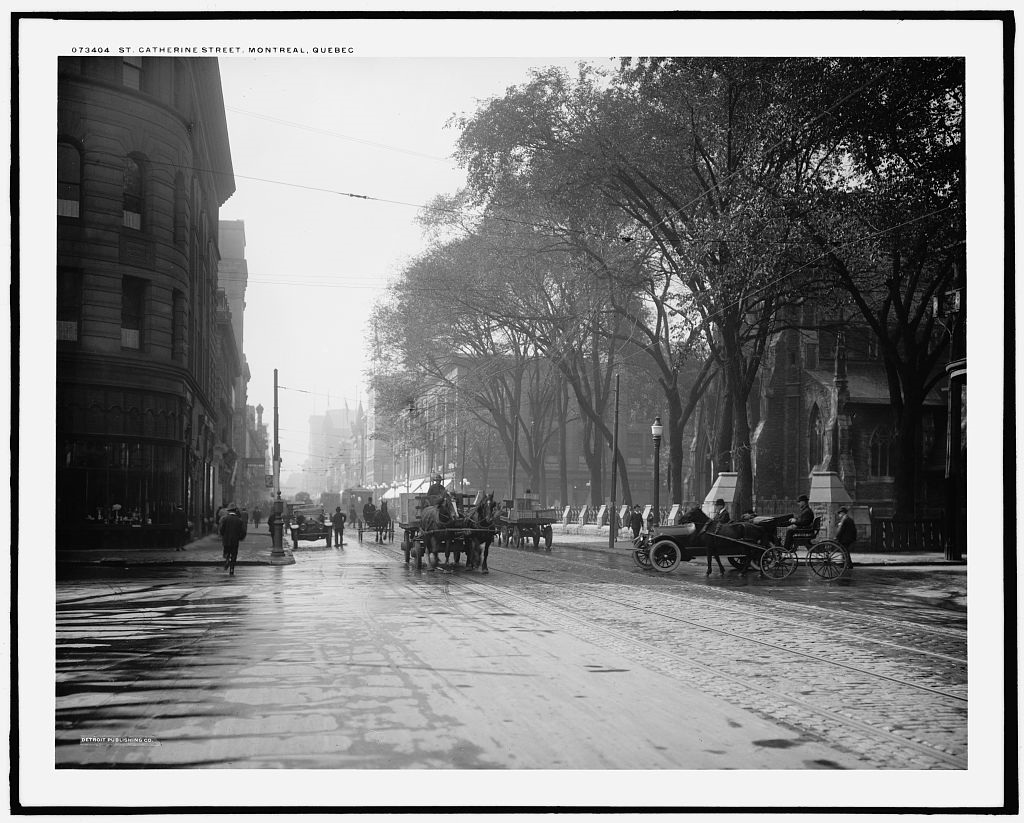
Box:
56;56;236;547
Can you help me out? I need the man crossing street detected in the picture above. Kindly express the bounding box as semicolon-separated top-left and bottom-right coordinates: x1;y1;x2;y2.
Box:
331;506;347;548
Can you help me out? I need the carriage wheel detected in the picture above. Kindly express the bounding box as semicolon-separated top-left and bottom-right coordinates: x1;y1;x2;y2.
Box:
512;526;522;548
761;547;798;579
649;541;681;573
543;525;553;550
402;539;411;563
532;530;540;549
414;542;423;570
633;545;652;570
808;541;851;580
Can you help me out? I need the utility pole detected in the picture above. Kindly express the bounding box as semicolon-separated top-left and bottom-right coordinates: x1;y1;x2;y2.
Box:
608;374;620;549
270;368;285;557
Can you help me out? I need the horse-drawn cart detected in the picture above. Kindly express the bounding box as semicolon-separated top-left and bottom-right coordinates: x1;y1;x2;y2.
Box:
499;495;557;550
634;510;852;580
399;492;493;570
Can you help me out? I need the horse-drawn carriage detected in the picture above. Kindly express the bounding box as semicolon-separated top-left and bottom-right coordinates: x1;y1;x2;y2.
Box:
634;506;852;581
498;495;557;550
398;491;499;572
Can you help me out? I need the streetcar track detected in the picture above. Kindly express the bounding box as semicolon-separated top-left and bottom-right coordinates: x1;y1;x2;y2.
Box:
510;540;968;642
369;542;966;768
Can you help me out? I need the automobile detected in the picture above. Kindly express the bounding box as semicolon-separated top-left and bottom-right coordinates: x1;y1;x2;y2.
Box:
288;504;329;544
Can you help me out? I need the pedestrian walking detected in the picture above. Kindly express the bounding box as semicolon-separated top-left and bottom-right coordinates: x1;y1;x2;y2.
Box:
215;501;229;529
331;506;346;547
252;508;263;530
836;507;857;549
219;506;247;575
171;504;188;551
629;505;643;540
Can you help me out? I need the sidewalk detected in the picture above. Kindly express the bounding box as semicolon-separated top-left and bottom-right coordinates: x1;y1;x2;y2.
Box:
56;524;297;568
551;525;965;567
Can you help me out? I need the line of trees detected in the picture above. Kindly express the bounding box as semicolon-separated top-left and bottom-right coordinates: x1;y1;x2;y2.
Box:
368;57;963;519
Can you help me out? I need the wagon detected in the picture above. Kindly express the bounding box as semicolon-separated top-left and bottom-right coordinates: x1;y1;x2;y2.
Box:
634;514;852;580
399;492;479;570
499;496;557;550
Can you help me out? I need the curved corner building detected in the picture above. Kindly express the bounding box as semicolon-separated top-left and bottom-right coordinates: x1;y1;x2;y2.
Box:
57;56;237;548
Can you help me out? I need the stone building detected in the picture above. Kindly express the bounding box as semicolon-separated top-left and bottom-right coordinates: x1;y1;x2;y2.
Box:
56;56;236;547
687;305;948;521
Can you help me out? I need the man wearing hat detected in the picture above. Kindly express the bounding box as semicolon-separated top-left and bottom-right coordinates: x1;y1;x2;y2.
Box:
219;506;247;575
836;506;857;549
426;473;446;505
712;498;731;525
783;494;815;549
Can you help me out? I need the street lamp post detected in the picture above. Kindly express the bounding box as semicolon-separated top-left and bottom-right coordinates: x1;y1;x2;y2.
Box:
651;416;663;528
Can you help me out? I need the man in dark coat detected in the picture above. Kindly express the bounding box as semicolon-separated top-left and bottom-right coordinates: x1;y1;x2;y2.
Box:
712;498;730;524
219;506;247;575
629;505;644;540
331;506;347;548
836;507;857;549
784;494;815;549
362;497;376;529
171;504;188;551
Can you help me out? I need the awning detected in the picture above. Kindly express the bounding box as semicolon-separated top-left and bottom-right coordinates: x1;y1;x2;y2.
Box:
382;485;401;500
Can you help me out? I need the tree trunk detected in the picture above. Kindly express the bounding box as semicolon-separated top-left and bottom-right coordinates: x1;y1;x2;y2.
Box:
558;381;569;507
667;390;685;505
731;387;754;518
892;397;923;520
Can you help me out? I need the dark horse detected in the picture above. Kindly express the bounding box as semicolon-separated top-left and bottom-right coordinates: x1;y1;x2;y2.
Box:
420;493;498;571
677;506;779;575
465;492;499;573
420;494;466;569
374;504;391;543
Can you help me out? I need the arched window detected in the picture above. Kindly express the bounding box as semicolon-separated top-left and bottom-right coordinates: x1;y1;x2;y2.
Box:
809;404;824;469
123;156;144;230
870;426;895;477
57;141;81;218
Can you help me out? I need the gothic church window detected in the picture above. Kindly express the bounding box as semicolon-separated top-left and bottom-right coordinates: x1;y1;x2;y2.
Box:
869;426;895;478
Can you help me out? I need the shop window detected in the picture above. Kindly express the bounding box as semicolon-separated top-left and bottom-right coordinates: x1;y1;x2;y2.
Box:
123;156;144;229
57;268;81;342
57;141;81;218
121;276;146;349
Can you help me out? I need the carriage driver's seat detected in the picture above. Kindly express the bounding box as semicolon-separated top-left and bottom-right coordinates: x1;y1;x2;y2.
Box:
789;516;822;550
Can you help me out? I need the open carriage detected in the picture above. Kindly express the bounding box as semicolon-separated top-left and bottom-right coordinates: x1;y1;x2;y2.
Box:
498;494;558;550
634;510;852;581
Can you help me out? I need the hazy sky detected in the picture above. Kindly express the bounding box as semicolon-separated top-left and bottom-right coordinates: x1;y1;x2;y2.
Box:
216;55;605;478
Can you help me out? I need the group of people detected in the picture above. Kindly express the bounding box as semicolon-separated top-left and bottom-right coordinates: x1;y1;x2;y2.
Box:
627;494;857;549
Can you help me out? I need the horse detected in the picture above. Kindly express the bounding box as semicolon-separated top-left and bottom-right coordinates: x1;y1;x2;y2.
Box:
419;494;465;569
374;506;391;543
677;506;778;575
465;492;499;573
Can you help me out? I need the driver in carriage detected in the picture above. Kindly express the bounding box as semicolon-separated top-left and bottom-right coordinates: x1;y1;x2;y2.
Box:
712;498;730;525
427;473;459;519
783;494;815;549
